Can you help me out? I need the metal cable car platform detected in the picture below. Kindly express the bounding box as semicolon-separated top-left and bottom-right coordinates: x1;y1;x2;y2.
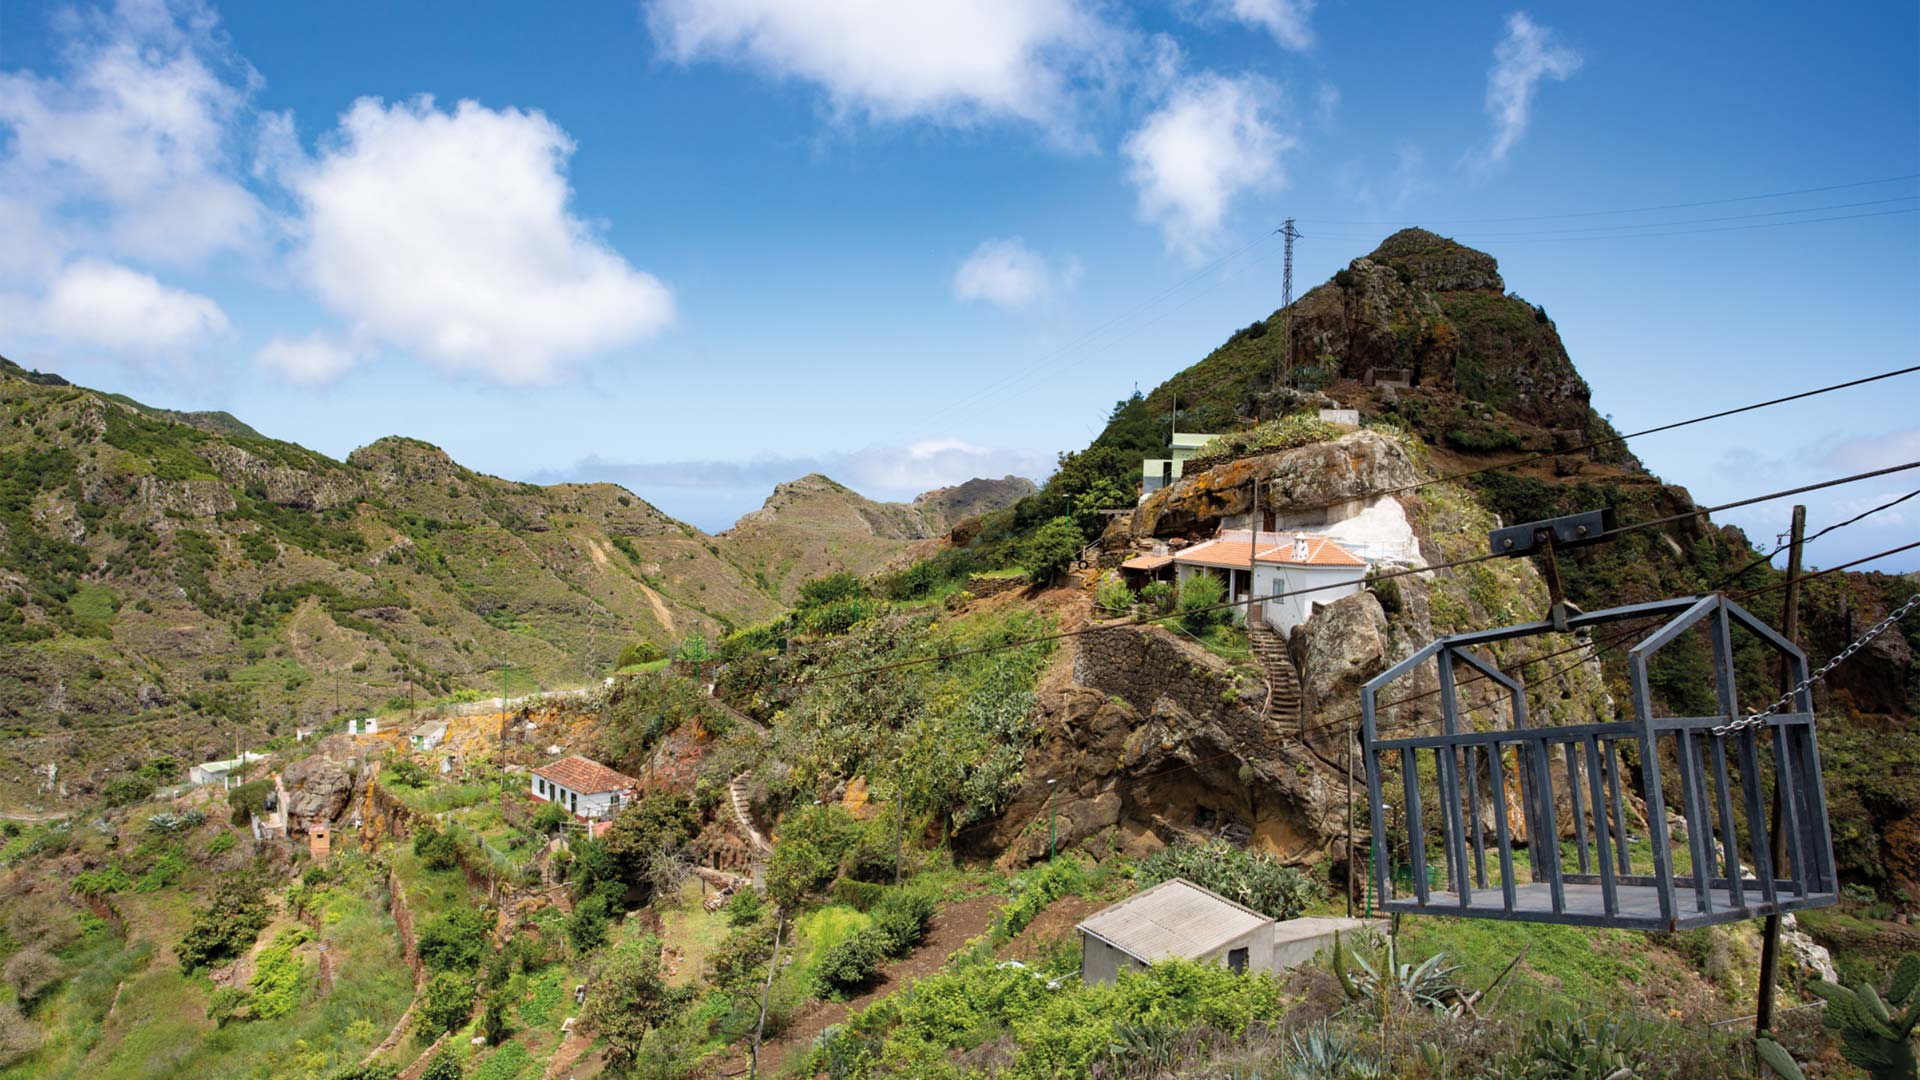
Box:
1361;593;1837;932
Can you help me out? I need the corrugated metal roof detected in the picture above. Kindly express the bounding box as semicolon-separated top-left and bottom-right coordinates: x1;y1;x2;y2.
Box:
1076;878;1271;963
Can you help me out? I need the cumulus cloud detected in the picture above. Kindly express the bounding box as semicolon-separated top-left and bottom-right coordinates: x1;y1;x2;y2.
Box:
253;333;360;385
1481;12;1580;166
645;0;1117;138
34;258;229;348
0;0;267;267
285;96;675;384
1178;0;1316;51
951;237;1079;310
1123;71;1293;260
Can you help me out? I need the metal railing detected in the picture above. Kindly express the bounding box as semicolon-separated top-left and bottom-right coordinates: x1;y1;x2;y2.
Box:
1361;593;1837;931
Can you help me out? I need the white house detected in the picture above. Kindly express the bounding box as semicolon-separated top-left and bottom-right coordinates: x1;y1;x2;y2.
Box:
1172;531;1368;635
407;720;449;752
530;755;638;821
1140;431;1220;499
189;752;266;788
1077;877;1381;985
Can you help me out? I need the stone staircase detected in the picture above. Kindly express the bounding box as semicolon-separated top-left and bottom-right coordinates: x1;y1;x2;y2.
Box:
1248;616;1350;778
1246;617;1302;731
728;772;772;856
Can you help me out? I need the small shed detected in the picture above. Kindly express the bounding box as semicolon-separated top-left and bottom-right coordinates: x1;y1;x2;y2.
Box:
189;752;265;788
1076;878;1272;984
408;720;449;752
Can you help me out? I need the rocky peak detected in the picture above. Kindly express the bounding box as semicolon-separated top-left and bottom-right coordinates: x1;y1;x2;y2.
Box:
1363;228;1504;293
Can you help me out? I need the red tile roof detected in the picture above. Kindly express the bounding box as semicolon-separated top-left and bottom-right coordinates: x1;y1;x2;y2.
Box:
1172;533;1365;569
533;755;638;795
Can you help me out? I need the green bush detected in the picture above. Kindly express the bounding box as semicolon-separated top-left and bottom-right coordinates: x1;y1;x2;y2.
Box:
870;888;937;957
418;1049;465;1080
247;926;313;1020
101;775;154;807
1177;573;1227;634
1094;574;1135;616
177;874;271;971
226;779;272;827
1136;839;1324;920
530;801;571;834
1023;517;1083;585
416;971;477;1037
1137;580;1174;614
326;1064;399;1080
723;888;766;928
799;572;867;608
813;926;887;998
413;825;461;871
998;858;1092;941
418;905;492;973
616;640;664;668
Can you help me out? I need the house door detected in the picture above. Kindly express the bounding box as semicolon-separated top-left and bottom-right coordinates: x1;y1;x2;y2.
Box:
1227;947;1249;975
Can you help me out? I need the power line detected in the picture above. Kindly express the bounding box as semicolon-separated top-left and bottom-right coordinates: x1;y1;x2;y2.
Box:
1297;173;1920;226
1308;207;1918;247
1708;488;1920;591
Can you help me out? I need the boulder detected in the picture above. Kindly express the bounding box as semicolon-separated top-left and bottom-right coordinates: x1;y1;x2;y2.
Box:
1297;591;1392;714
282;752;356;832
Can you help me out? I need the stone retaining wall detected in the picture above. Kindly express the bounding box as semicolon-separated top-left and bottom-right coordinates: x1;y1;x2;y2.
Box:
966;574;1028;600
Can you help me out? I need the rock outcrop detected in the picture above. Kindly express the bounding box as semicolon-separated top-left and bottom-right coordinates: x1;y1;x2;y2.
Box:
281;740;360;831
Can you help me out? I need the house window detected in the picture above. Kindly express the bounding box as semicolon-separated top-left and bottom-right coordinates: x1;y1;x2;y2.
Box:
1227;947;1249;975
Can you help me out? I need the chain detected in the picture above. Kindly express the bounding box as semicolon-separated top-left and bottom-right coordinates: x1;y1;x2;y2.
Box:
1712;592;1920;737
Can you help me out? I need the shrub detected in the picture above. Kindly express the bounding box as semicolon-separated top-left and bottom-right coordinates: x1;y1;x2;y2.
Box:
247;927;313;1020
101;776;154;807
2;949;62;1007
1094;574;1135;616
177;874;271;971
1177;573;1227;634
226;779;272;826
326;1065;399;1080
1137;839;1324;920
616;640;664;668
798;572;867;608
813;926;886;998
1023;517;1084;585
418;906;492;973
206;986;248;1026
418;1050;464;1080
1137;580;1174;615
870;888;937;957
997;857;1092;941
723;888;765;929
386;757;428;787
413;825;461;871
530;801;571;835
416;971;477;1037
581;933;678;1067
72;864;133;896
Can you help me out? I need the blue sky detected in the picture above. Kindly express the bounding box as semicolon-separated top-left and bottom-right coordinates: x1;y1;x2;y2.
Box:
0;1;1915;571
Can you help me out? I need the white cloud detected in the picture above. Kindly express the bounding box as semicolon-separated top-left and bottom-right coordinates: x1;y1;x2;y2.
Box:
549;439;1051;501
952;237;1079;310
286;96;675;384
1123;71;1293;260
0;0;267;267
1481;12;1580;166
1179;0;1316;51
253;333;359;385
1820;426;1920;473
645;0;1118;138
35;258;229;349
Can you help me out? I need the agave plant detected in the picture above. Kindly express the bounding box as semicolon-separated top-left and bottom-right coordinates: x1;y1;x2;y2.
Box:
1281;1022;1383;1080
1333;930;1467;1014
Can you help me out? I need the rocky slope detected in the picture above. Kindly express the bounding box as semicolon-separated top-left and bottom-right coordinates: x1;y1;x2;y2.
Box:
718;472;1033;603
0;359;1027;805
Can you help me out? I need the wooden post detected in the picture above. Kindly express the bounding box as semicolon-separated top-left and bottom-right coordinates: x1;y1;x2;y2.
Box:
1756;504;1804;1040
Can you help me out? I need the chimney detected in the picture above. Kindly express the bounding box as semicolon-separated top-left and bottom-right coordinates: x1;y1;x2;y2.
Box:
1293;533;1310;562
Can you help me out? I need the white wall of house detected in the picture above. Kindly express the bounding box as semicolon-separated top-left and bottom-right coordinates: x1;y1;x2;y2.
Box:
529;775;626;820
1252;563;1367;635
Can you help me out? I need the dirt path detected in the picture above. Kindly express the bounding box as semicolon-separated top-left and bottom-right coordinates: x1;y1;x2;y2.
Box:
749;892;1006;1076
994;895;1105;964
542;1026;597;1079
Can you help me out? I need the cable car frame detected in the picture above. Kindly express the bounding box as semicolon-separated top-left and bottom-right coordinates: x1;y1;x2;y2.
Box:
1361;592;1836;932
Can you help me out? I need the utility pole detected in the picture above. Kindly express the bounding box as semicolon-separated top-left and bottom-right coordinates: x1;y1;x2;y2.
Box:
749;912;786;1080
1278;218;1299;387
1756;505;1805;1040
1346;712;1355;919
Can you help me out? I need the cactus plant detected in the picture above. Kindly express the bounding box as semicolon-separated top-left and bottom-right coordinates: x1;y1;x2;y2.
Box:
1757;954;1920;1080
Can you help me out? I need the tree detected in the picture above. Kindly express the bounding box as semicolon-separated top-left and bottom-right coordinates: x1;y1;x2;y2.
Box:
1070;479;1129;539
1022;517;1083;585
581;933;678;1068
415;971;476;1037
177;874;270;971
599;792;699;904
1177;573;1227;635
419;1049;464;1080
412;825;460;871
